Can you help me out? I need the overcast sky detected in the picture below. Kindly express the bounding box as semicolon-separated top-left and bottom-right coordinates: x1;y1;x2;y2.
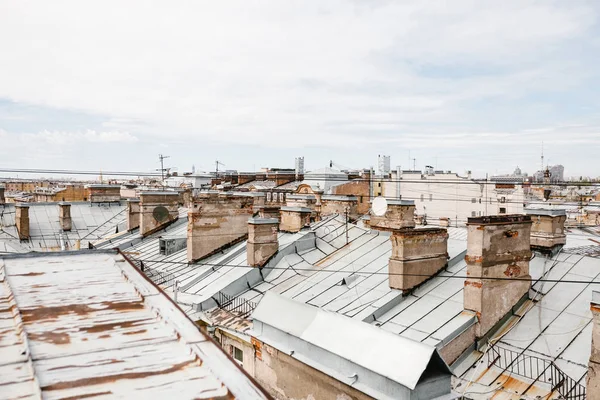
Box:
1;1;599;179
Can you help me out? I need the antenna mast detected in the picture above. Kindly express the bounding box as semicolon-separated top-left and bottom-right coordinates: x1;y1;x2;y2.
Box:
158;154;170;182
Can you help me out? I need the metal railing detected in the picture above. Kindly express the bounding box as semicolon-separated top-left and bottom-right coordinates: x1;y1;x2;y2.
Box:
489;344;586;399
215;291;257;317
131;259;176;289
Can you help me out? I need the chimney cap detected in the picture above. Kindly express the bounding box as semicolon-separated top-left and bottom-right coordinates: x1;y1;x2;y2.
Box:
524;208;566;217
281;206;312;213
248;217;279;225
127;198;141;203
57;202;71;206
139;191;179;196
321;195;357;201
467;214;531;225
16;203;30;208
85;184;121;189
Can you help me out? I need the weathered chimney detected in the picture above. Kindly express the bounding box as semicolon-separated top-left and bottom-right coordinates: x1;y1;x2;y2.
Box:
238;173;256;185
15;203;30;240
247;218;279;267
524;208;566;253
187;194;255;262
389;228;448;293
587;291;600;398
320;195;359;217
126;199;140;231
139;191;179;236
58;202;72;231
464;215;532;337
370;200;416;231
86;184;121;203
279;206;312;233
0;185;5;205
258;206;281;220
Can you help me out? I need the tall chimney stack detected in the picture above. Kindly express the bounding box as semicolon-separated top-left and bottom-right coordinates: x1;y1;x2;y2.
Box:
86;184;121;203
524;208;566;254
139;192;179;236
0;185;5;205
187;193;255;262
15;203;30;240
370;200;416;231
58;202;72;231
464;215;532;337
126;199;140;231
389;228;448;292
247;218;279;267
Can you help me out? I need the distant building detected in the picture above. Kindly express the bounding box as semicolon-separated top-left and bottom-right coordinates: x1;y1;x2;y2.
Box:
378;154;391;175
533;164;564;183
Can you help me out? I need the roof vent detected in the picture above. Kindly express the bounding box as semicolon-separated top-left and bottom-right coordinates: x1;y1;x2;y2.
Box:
159;237;187;256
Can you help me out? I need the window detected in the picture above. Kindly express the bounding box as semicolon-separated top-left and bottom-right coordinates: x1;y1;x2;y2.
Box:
471;198;476;203
429;194;433;201
420;194;424;202
500;196;506;203
499;207;506;214
279;192;284;202
479;198;481;204
232;345;243;365
266;192;272;202
471;211;476;217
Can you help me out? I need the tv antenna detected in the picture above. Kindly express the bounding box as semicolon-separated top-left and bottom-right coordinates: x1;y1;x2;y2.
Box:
158;154;170;182
215;160;226;175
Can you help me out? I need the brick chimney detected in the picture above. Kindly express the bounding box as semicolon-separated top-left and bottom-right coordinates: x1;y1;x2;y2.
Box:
15;203;30;240
464;215;532;337
258;206;281;220
279;206;312;233
370;200;416;231
0;185;5;205
389;228;448;293
139;192;179;236
320;195;358;218
238;173;256;185
588;291;600;397
524;208;566;253
187;194;255;262
86;184;121;203
58;202;72;231
126;199;140;231
247;218;279;267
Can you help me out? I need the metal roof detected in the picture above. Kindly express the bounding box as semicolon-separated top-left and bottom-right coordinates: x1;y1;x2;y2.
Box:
252;292;451;392
0;251;269;399
0;202;127;253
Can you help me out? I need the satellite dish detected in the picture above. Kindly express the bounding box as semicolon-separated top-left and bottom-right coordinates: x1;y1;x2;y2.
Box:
372;197;388;216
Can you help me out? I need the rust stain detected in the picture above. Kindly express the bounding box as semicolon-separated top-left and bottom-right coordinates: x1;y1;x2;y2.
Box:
504;230;519;238
60;391;113;400
122;329;147;336
28;331;71;345
464;280;483;288
465;255;483;264
12;272;45;277
78;319;145;334
21;301;145;323
503;264;522;277
42;360;198;391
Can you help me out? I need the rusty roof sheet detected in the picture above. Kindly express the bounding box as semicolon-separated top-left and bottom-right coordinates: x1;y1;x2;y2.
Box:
0;251;268;399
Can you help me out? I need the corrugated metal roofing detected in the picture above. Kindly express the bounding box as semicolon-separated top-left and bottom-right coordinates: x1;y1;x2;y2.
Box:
0;251;269;399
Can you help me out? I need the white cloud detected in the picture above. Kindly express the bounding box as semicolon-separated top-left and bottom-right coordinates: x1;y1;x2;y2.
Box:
0;1;598;174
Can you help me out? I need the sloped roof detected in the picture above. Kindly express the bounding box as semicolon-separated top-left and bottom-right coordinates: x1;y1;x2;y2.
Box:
0;202;126;253
0;251;269;399
252;292;450;391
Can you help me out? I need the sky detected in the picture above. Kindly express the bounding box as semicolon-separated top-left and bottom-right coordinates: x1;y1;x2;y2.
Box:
1;0;600;179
